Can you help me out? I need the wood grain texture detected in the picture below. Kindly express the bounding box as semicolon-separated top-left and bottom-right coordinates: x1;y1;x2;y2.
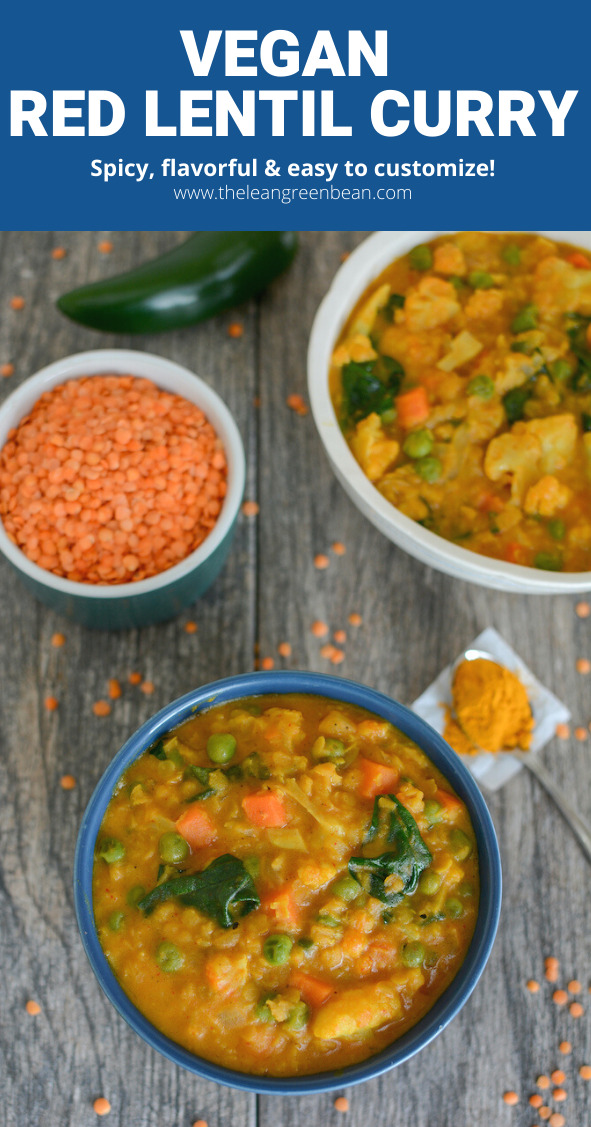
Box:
0;231;589;1127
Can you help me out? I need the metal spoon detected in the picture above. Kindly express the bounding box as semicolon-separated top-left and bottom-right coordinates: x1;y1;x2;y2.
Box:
451;648;591;865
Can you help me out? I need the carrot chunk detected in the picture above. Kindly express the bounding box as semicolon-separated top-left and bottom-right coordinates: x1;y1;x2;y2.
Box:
176;806;217;850
567;251;590;268
261;885;300;927
395;386;430;429
358;758;399;799
242;791;289;828
289;970;335;1008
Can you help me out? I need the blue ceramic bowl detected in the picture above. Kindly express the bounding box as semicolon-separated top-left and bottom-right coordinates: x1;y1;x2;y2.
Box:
0;350;245;629
74;670;502;1094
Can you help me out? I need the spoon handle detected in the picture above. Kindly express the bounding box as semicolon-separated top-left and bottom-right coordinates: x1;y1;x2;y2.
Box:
523;755;591;865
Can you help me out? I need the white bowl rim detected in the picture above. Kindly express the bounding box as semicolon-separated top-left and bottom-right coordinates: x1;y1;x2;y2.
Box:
308;230;591;593
0;349;246;599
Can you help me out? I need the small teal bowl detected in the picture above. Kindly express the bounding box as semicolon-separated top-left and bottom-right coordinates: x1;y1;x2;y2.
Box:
0;350;245;629
74;670;502;1094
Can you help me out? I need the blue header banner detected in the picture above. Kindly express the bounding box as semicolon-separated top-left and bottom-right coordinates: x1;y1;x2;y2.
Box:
2;0;589;230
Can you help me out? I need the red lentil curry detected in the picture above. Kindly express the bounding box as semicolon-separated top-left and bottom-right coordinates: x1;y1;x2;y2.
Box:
329;233;591;572
93;694;478;1076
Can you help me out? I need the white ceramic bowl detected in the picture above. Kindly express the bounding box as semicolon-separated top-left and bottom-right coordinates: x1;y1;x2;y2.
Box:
308;231;591;594
0;349;246;627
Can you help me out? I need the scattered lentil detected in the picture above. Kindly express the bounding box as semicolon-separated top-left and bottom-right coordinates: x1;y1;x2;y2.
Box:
334;629;347;644
348;612;363;627
552;1089;566;1102
261;657;275;670
576;657;591;673
184;621;198;634
503;1091;519;1106
311;620;329;637
192;1120;208;1127
555;723;570;740
553;990;568;1006
539;1107;551;1120
574;727;588;741
93;1097;111;1116
576;600;591;618
1;363;14;378
558;1041;572;1055
97;241;113;254
128;672;142;685
579;1065;591;1080
527;979;540;993
334;1097;349;1113
140;681;155;695
51;632;66;647
277;642;292;658
9;296;25;311
227;322;243;338
25;1000;41;1015
44;696;59;712
92;700;111;717
567;979;581;994
529;1094;543;1108
108;678;122;700
242;501;260;517
51;247;67;260
550;1071;565;1085
286;393;309;416
314;553;330;569
60;775;76;790
320;643;337;659
330;648;345;665
0;375;227;584
549;1115;565;1127
332;541;346;555
537;1076;551;1090
569;1001;584;1017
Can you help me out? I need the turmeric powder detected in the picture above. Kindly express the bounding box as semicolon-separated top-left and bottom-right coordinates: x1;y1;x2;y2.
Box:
443;657;533;755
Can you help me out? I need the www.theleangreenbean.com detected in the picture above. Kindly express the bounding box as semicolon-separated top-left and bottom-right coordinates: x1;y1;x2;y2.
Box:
172;186;411;202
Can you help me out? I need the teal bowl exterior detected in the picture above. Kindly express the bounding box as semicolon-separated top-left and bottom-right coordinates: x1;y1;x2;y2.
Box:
6;515;238;629
0;350;246;629
74;670;502;1094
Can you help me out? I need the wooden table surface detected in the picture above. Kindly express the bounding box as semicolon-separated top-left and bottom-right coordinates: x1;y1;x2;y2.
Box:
1;231;590;1127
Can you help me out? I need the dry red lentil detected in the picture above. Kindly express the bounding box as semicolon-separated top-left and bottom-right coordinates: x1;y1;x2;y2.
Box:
140;680;155;695
277;642;292;658
553;990;568;1006
576;601;591;618
227;322;243;338
320;643;337;659
503;1091;519;1106
192;1120;208;1127
1;363;15;378
334;629;347;644
569;1001;584;1017
552;1089;566;1102
311;620;329;637
529;1094;543;1108
0;375;227;585
261;656;275;670
51;247;67;260
579;1065;591;1080
128;672;142;685
554;723;570;740
567;979;581;994
331;541;346;555
314;553;330;569
9;296;25;311
44;696;59;712
97;241;113;254
51;632;66;647
25;1000;41;1015
60;774;76;790
108;679;122;700
549;1115;565;1127
92;700;111;717
184;621;198;634
550;1070;565;1085
286;393;309;416
539;1107;551;1120
537;1075;551;1089
558;1041;572;1055
242;500;259;517
93;1097;111;1116
527;979;540;993
334;1097;349;1113
330;648;345;665
574;727;588;741
576;658;591;673
348;612;363;626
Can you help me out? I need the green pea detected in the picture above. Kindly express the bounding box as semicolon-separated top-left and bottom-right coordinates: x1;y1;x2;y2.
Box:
548;519;566;541
502;244;521;267
415;456;442;483
468;270;495;289
156;941;184;973
511;304;538;333
297;937;315;950
380;407;397;426
403;429;434;460
457;881;474;898
159;832;189;864
466;374;495;400
418;870;442;896
96;838;125;864
409;245;433;271
450;828;473;861
286;1001;309;1030
263;934;293;965
445;897;464;919
207;733;237;763
108;910;125;932
550;358;572;382
449;275;466;290
244;855;260;880
255;998;275;1023
332;876;362;902
165;745;184;768
423;799;442;823
401;940;426;967
126;885;146;908
534;551;563;572
323;738;346;760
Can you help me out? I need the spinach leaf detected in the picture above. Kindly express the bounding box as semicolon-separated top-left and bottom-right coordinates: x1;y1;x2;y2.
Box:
138;854;260;928
566;313;591;391
149;738;167;760
348;795;432;907
582;412;591;433
341;356;404;428
503;386;532;424
381;293;405;321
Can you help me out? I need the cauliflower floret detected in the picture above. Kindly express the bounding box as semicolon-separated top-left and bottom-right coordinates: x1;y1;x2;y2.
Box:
380;325;447;378
524;475;573;517
484;431;542;502
465;399;505;442
351;413;399;482
464;289;504;320
436;330;483;372
433;242;466;276
403;276;460;332
332;333;377;368
350;282;391;337
494;353;538;394
522;414;577;473
532;256;591;317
